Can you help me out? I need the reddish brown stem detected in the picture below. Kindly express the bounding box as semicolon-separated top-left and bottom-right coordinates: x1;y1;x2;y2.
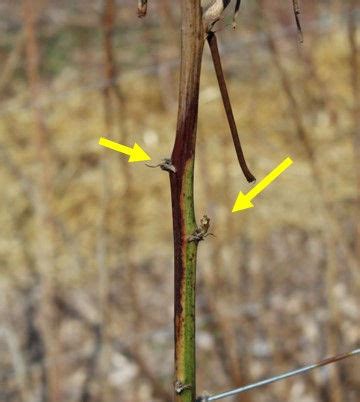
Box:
170;1;204;401
207;32;255;183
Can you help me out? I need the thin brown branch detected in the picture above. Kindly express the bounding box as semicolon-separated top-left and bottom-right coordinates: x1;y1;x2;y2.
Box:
232;0;242;29
264;24;360;286
23;1;61;400
292;0;303;43
207;32;255;183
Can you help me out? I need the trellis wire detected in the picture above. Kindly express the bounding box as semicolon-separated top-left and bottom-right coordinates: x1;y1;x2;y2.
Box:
198;348;360;401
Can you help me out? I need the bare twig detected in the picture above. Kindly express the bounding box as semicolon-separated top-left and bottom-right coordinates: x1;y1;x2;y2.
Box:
262;11;360;289
232;0;242;29
207;31;256;182
292;0;303;42
23;1;61;400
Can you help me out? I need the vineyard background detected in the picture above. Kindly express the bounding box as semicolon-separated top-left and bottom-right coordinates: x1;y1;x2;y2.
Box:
0;1;359;401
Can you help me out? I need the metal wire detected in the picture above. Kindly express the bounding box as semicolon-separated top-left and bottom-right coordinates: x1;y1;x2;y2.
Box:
203;348;360;401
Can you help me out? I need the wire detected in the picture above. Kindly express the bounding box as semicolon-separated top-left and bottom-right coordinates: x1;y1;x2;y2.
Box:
200;348;360;401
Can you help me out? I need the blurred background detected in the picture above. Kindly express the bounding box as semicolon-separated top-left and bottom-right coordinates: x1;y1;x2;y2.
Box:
0;1;359;401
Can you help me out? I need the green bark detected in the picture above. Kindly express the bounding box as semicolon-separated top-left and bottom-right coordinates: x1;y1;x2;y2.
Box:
169;2;204;400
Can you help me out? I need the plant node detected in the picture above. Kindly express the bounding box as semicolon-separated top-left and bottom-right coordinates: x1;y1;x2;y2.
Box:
174;380;192;394
187;215;214;243
146;158;176;173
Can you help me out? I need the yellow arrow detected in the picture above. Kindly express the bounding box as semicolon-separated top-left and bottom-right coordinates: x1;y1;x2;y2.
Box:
232;157;293;212
99;137;151;162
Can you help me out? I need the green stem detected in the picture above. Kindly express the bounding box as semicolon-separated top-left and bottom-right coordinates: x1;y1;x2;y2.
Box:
169;1;204;401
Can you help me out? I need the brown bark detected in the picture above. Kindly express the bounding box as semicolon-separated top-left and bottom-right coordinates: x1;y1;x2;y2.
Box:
170;1;204;400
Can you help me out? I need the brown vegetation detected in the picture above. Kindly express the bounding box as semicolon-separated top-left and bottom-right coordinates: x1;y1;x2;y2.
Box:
0;1;359;401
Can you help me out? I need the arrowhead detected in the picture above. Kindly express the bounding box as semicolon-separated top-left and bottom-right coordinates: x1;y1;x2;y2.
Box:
128;143;151;162
232;192;254;212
